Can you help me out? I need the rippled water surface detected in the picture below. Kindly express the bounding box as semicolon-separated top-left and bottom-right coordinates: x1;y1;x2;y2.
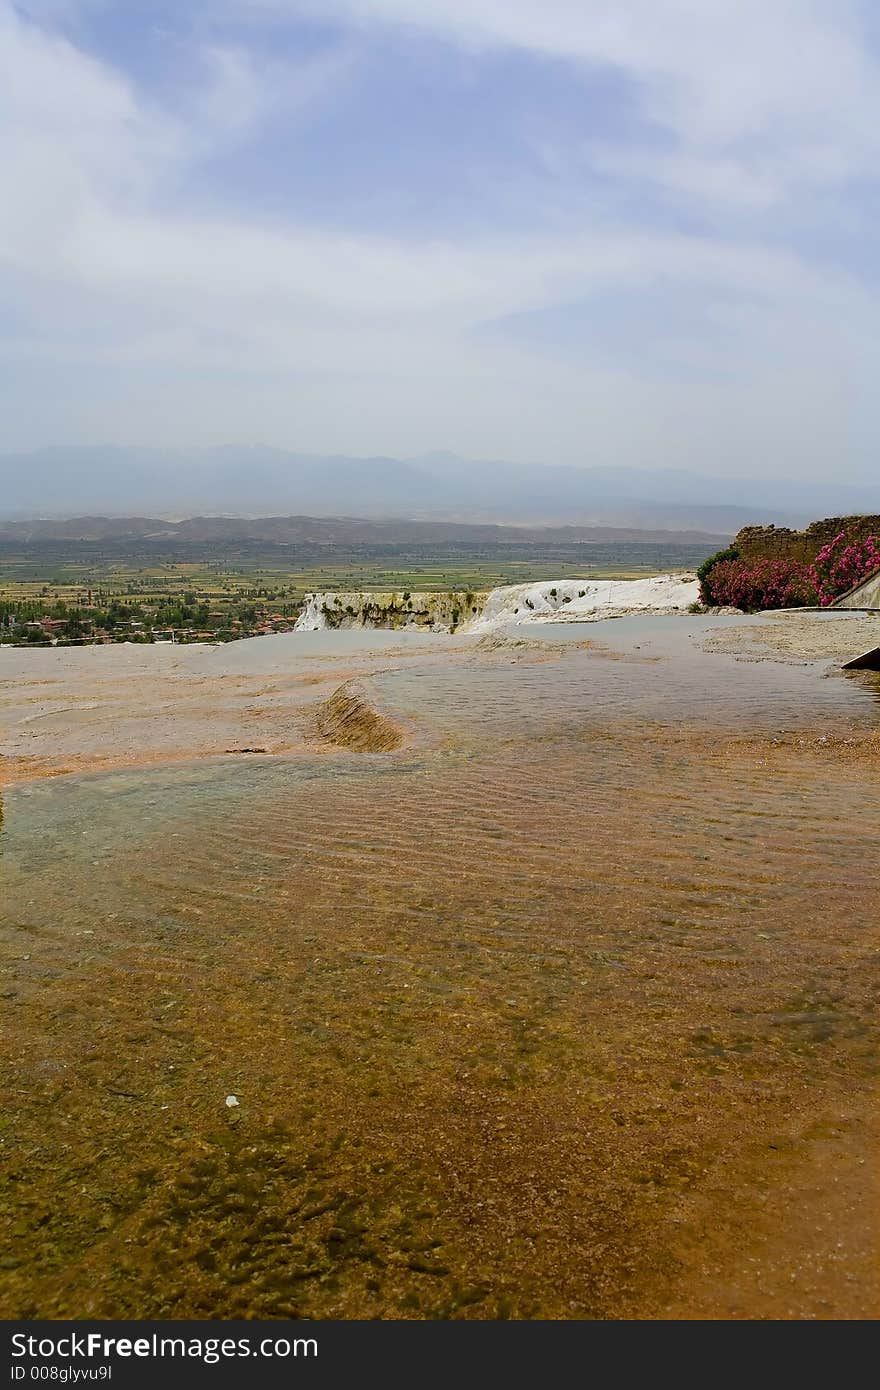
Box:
2;618;879;1318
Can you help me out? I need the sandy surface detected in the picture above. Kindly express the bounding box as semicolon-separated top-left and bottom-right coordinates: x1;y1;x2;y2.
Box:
3;615;879;792
0;639;447;788
0;628;646;787
703;611;880;662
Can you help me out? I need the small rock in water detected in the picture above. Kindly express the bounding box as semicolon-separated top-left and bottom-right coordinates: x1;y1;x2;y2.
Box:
225;1094;240;1108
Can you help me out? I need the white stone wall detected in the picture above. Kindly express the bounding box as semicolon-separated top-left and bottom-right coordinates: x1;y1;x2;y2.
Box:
835;570;880;609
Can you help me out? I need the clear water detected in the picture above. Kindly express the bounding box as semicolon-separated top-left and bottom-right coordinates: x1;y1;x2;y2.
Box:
2;616;879;1318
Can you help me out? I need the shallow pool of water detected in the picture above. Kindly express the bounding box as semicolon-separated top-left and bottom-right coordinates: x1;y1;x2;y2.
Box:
2;617;879;1319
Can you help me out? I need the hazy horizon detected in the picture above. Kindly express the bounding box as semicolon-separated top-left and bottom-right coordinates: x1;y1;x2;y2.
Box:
3;2;880;484
0;443;876;530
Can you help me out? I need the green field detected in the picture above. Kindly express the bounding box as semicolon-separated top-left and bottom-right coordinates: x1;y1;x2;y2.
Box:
0;535;719;644
0;536;715;605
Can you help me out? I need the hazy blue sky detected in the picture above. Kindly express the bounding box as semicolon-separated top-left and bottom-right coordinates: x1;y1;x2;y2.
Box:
2;1;880;478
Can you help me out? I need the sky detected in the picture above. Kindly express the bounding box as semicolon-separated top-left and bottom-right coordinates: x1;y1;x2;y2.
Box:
2;0;880;480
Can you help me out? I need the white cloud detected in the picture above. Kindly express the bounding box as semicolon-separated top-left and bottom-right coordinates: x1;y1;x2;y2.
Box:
188;41;354;152
243;0;880;203
1;0;879;475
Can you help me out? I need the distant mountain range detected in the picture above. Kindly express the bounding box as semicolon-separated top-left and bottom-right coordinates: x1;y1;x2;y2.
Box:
0;514;731;547
0;445;875;532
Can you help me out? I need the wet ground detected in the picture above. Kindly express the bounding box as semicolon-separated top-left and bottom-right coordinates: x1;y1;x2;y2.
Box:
1;614;879;1318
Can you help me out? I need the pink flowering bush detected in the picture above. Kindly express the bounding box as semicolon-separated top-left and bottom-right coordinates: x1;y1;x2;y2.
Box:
808;530;880;606
702;556;818;611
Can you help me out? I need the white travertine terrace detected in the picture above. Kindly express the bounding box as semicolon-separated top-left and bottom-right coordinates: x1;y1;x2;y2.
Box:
295;574;700;633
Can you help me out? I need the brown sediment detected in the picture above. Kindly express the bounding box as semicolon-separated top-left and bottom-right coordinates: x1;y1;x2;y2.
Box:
714;728;880;767
313;681;405;752
0;633;655;787
589;721;880;768
0;749;238;790
0;657;416;787
659;1100;880;1320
